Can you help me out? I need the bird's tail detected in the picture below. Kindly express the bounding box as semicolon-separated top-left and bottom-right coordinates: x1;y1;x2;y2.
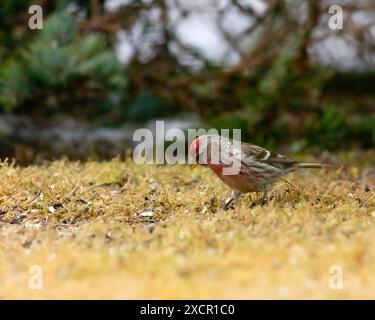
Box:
298;163;332;169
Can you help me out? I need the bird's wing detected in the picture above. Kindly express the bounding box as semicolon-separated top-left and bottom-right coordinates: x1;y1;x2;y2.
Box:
240;142;297;165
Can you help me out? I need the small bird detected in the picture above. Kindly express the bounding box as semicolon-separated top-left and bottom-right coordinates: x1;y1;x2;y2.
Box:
189;134;329;209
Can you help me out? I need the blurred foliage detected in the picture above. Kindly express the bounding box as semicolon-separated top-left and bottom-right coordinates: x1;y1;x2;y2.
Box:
0;0;374;155
126;90;176;121
0;2;126;122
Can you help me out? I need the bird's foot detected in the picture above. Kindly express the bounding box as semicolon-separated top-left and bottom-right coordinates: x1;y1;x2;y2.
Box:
221;190;241;210
250;199;267;208
250;192;268;208
222;196;235;210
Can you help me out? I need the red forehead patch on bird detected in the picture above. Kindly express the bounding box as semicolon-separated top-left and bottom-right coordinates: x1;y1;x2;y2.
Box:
189;137;200;157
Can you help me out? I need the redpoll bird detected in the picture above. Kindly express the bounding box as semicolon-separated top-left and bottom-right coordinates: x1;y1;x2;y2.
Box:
189;134;328;209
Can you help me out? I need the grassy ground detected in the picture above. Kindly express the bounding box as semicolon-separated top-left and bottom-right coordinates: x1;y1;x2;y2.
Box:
0;152;374;299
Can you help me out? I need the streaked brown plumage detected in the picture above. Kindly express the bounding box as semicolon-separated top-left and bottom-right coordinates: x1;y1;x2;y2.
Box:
189;134;329;208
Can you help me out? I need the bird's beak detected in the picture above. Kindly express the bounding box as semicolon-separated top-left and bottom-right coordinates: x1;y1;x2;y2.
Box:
190;161;199;170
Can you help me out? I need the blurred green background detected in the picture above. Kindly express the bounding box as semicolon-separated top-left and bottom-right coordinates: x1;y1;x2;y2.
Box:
0;0;374;163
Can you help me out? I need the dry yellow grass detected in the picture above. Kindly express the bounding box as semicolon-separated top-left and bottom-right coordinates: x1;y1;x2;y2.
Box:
0;152;374;299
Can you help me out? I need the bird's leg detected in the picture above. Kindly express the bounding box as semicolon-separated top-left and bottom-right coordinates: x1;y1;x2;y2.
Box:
250;191;268;208
259;191;268;206
222;190;241;210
